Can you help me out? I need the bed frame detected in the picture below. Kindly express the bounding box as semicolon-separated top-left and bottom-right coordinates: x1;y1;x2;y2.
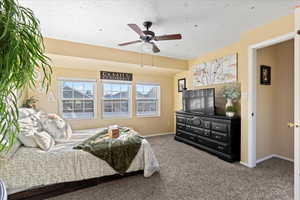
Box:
8;170;143;200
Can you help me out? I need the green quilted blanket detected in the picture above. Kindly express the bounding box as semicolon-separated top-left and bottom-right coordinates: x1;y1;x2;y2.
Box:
74;127;143;174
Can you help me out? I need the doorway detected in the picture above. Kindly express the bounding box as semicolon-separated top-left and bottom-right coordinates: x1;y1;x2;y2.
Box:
248;32;299;199
255;39;294;164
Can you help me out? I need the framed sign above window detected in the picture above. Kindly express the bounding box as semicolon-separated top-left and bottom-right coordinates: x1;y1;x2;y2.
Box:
100;71;132;81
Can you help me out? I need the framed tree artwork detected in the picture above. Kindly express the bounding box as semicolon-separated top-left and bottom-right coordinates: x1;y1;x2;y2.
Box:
178;78;186;92
192;53;237;87
260;65;271;85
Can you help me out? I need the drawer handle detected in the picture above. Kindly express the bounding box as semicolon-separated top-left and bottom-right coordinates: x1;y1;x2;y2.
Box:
217;146;225;150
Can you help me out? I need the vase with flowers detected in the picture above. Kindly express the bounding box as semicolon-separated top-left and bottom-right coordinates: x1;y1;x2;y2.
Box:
225;106;237;117
221;83;241;116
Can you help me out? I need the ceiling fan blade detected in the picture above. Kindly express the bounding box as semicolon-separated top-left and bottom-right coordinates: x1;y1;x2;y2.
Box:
150;42;160;53
154;34;182;41
118;40;142;46
128;24;145;37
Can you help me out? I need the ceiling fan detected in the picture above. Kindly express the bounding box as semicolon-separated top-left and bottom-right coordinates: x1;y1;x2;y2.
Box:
118;21;182;53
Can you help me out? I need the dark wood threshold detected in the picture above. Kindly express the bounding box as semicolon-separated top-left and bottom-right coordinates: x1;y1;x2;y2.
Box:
8;170;144;200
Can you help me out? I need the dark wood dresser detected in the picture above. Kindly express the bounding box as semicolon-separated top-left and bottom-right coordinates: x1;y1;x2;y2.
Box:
175;111;241;162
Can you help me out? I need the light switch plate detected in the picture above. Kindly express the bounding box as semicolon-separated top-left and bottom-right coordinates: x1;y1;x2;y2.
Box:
48;92;56;102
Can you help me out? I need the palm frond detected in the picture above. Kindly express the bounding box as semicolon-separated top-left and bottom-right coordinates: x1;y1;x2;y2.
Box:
0;0;52;152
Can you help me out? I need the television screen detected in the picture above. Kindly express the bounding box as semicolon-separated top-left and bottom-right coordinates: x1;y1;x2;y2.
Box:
182;88;215;115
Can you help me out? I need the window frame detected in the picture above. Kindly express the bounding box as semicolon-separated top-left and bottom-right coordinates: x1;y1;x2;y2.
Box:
100;80;133;119
135;82;161;117
58;78;97;120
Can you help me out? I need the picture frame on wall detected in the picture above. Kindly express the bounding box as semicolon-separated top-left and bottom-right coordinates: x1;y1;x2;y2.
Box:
178;78;186;92
260;65;271;85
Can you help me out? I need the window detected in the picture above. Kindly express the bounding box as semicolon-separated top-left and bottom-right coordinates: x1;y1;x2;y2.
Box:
102;81;131;118
136;83;160;116
60;80;96;119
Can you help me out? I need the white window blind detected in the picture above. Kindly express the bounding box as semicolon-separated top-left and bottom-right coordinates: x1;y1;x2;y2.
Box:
136;83;160;116
102;81;131;118
60;80;96;119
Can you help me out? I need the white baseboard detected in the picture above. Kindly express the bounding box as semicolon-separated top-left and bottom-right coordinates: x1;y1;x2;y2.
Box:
256;155;275;164
144;132;175;138
274;154;294;162
256;154;294;164
240;161;255;168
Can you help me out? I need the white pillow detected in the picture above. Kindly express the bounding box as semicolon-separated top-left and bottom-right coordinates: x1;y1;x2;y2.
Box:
18;117;39;148
18;115;55;151
18;108;36;119
18;127;38;147
42;115;72;141
18;129;55;151
34;131;55;151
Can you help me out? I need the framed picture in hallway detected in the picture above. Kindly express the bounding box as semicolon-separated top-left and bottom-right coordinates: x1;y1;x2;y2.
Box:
260;65;271;85
178;78;186;92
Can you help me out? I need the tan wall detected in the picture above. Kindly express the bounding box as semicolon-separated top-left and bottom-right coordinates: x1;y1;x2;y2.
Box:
28;66;175;136
174;14;294;163
256;40;294;160
174;42;241;114
44;38;188;71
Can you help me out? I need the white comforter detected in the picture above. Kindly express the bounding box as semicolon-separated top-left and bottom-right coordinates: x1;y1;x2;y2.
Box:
0;128;160;194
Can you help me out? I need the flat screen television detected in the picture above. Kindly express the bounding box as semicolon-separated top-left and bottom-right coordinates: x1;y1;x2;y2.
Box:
182;88;215;115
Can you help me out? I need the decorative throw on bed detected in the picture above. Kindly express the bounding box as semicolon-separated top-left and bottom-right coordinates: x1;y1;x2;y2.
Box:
74;127;143;174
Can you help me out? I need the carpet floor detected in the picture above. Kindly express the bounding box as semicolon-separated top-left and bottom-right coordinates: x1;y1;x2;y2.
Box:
48;134;293;200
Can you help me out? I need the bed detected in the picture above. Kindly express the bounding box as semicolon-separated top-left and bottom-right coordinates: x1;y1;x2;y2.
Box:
0;128;160;195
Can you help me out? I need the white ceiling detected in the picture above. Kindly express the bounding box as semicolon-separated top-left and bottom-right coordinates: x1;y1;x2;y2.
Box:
19;0;300;59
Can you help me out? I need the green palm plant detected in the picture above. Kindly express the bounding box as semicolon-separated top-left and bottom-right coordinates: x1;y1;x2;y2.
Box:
0;0;52;152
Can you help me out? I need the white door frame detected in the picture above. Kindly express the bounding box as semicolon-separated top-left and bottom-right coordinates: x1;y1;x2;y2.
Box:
247;32;298;198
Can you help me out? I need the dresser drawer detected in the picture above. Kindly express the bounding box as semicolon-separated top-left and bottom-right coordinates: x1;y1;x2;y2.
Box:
190;126;204;135
176;131;197;142
215;144;229;153
176;116;186;124
196;137;206;145
211;131;228;142
211;122;228;133
177;123;186;130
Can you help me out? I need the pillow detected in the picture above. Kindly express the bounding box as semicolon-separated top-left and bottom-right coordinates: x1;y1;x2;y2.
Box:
18;115;55;151
18;117;39;148
42;114;72;141
18;129;38;148
34;131;55;151
18;108;36;119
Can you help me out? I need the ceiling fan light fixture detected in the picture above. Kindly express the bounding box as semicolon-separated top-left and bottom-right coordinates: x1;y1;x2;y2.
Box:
142;42;153;52
118;21;182;53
